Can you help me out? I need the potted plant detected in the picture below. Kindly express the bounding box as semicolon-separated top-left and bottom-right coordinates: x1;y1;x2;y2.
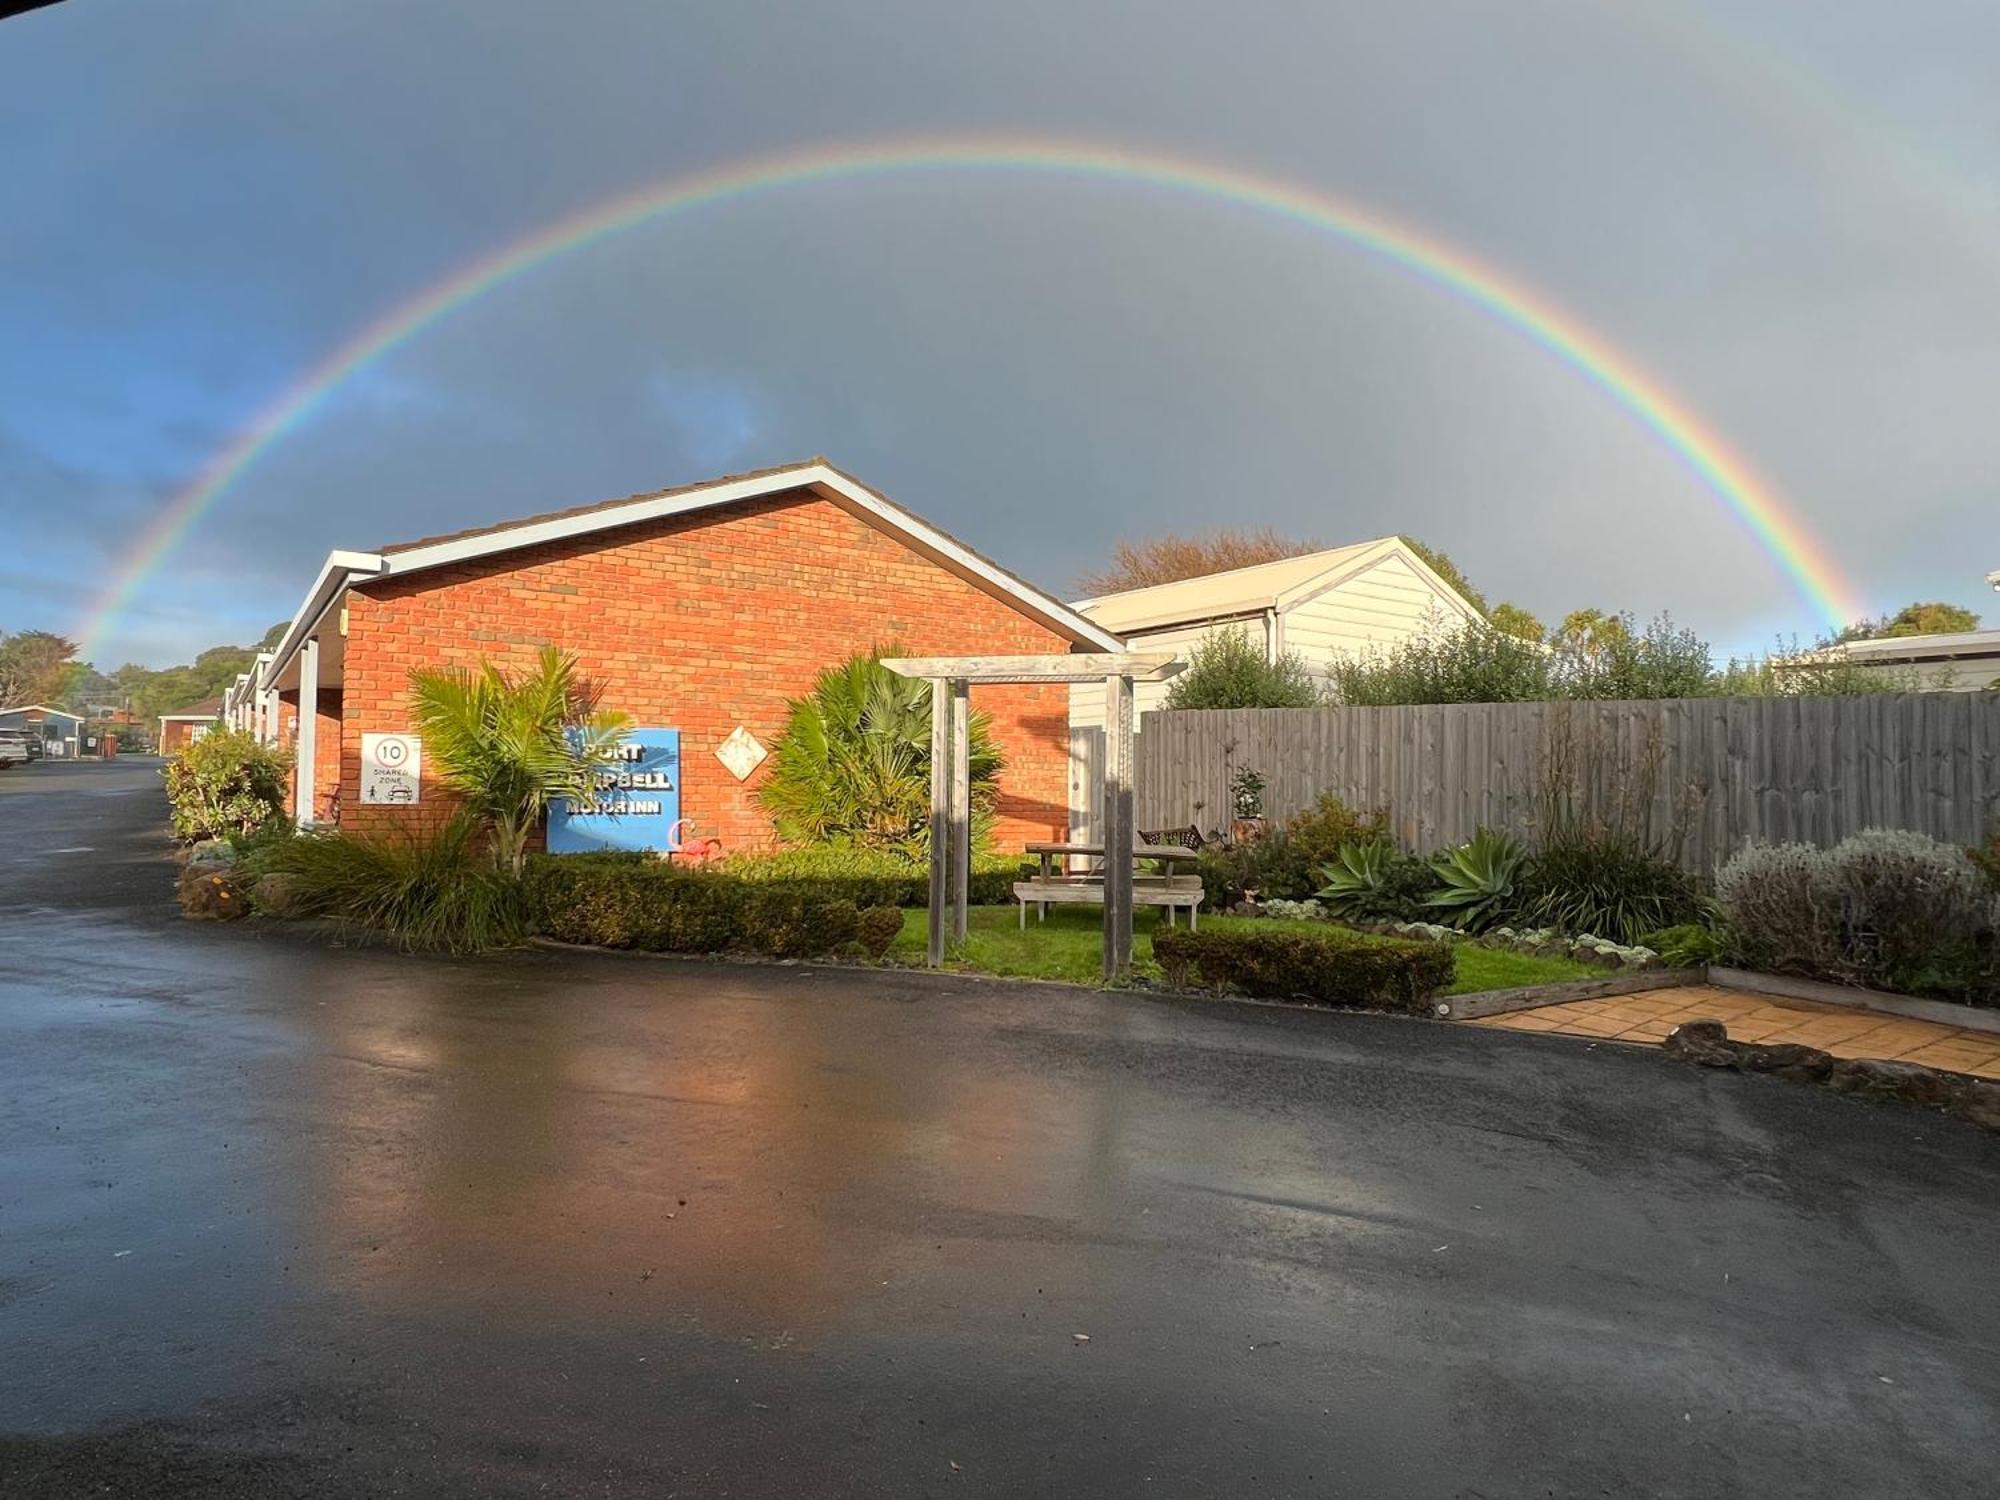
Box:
1230;766;1268;846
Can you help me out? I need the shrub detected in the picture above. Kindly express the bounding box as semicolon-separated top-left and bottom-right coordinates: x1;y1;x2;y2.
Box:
1202;793;1392;905
1329;621;1554;705
259;814;527;953
718;846;1019;906
1513;836;1705;944
1425;827;1527;932
1717;831;1999;1002
855;905;906;959
162;727;293;842
1153;924;1454;1012
521;854;909;961
1637;923;1724;967
1315;840;1438;922
1164;627;1323;710
759;650;1001;856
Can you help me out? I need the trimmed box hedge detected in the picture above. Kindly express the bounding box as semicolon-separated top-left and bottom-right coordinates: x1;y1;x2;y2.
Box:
716;847;1023;908
1154;924;1455;1014
522;854;904;960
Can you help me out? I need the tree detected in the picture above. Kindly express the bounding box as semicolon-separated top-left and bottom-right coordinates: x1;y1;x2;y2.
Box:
0;630;78;706
1164;626;1323;709
257;620;290;651
1077;529;1327;596
759;650;1003;854
1839;601;1982;641
407;647;631;878
1399;538;1489;617
1488;602;1545;643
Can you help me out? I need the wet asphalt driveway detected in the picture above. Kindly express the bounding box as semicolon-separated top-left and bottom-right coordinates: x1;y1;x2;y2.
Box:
2;759;1997;1496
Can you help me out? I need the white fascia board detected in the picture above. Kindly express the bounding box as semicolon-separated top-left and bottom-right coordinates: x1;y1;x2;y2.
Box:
259;550;384;688
1279;537;1485;631
376;462;1126;653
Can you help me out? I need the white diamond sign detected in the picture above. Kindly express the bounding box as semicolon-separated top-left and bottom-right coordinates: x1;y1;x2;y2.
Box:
716;725;768;781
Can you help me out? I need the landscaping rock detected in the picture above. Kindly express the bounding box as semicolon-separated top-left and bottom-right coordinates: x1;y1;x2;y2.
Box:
1662;1021;1996;1131
177;867;248;921
1949;1081;2000;1131
1734;1042;1835;1084
1662;1019;1734;1066
252;872;308;920
1826;1058;1968;1111
186;839;238;868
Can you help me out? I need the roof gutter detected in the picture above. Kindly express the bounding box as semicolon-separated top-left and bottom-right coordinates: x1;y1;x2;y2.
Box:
259;549;385;689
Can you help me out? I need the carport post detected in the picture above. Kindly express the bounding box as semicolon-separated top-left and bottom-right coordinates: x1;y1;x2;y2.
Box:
926;676;952;966
294;636;319;831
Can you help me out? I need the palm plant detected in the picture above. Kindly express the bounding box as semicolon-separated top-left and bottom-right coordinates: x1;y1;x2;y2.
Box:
407;647;631;878
758;650;1001;856
1425;826;1527;931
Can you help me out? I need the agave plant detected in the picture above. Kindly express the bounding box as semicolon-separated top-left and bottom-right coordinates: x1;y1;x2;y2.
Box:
407;646;631;878
1425;827;1527;931
1315;839;1395;919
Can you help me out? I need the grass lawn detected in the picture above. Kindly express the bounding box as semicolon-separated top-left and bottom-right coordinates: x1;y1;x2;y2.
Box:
886;903;1599;994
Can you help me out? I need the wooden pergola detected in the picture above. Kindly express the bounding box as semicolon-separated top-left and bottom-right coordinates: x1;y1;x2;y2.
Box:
881;653;1183;978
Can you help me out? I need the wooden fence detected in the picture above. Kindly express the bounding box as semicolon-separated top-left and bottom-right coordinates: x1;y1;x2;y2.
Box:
1089;695;2000;874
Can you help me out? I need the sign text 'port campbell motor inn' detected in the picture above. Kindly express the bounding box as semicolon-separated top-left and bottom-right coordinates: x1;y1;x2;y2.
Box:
244;460;1124;857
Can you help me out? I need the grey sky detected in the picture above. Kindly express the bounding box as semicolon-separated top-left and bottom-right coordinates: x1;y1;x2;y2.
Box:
5;0;1997;666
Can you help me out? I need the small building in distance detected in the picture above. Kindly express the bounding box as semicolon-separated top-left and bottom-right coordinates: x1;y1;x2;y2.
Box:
0;704;84;758
157;698;224;754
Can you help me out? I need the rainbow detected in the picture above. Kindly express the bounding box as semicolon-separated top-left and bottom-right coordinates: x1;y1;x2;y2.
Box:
76;136;1866;656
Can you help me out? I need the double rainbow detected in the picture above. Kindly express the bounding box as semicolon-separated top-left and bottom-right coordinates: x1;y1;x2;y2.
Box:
76;136;1865;656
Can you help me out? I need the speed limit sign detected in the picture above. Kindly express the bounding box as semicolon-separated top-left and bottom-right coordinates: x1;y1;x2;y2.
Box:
360;733;422;805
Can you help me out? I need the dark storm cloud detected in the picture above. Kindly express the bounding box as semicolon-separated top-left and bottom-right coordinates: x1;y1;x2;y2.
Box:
3;0;1997;664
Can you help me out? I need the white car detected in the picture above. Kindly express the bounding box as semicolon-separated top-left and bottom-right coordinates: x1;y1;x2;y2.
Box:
0;730;28;769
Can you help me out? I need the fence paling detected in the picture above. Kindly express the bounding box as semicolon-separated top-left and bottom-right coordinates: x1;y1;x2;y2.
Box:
1109;695;2000;873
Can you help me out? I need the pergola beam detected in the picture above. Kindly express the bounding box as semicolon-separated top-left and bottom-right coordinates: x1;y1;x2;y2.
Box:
880;653;1182;683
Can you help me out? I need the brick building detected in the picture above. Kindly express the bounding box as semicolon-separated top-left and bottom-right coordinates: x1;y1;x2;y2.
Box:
257;461;1121;853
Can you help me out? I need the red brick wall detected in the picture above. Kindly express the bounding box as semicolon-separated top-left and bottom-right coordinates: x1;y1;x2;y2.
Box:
275;690;343;822
334;490;1076;853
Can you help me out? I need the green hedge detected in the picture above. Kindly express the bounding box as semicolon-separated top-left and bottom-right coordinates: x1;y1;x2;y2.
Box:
1153;924;1455;1013
521;854;905;959
716;846;1023;907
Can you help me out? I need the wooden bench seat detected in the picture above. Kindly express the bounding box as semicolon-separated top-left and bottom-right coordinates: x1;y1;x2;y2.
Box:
1013;876;1204;929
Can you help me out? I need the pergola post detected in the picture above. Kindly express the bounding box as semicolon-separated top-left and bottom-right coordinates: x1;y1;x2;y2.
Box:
1102;671;1134;979
927;676;953;966
949;677;970;943
882;653;1181;973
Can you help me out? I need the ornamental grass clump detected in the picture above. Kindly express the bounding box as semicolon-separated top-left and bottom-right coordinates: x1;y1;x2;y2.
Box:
259;813;527;954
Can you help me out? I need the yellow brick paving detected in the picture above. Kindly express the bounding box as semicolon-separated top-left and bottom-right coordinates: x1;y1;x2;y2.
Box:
1469;985;2000;1080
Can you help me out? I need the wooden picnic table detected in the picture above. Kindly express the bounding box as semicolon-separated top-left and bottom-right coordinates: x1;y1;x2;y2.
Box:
1024;840;1200;880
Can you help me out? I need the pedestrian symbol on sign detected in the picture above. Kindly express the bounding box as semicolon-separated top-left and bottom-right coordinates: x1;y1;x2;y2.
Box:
360;733;422;805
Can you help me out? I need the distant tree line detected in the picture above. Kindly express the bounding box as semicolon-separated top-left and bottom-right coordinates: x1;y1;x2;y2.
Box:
0;621;289;722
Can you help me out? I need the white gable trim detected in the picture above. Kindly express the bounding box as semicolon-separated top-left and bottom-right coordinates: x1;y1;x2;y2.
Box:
262;464;1119;690
1277;537;1486;631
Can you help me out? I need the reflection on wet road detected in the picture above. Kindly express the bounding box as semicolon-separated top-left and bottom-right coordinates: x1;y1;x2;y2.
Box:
3;760;1997;1496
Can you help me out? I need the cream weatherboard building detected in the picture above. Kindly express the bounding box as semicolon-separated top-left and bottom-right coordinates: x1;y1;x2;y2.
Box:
1062;537;1484;841
1066;536;1484;733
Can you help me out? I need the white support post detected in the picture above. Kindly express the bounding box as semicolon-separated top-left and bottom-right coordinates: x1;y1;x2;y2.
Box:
927;676;952;966
950;677;970;943
294;636;319;830
1102;672;1134;979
